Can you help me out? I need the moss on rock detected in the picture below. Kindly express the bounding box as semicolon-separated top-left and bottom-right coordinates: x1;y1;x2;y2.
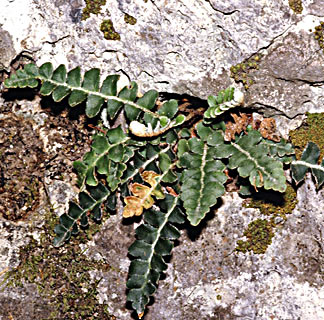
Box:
124;13;137;25
290;113;324;160
100;19;121;41
236;219;274;254
313;22;324;55
288;0;303;14
230;55;262;90
3;207;115;319
82;0;107;21
238;184;297;254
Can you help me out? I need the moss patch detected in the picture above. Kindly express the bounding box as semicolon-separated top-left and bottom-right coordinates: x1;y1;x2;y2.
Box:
290;113;324;160
243;184;297;221
236;219;274;254
124;13;137;25
0;115;45;221
288;0;303;14
230;54;262;90
82;0;107;21
312;22;324;55
3;208;115;319
100;19;121;41
237;184;297;254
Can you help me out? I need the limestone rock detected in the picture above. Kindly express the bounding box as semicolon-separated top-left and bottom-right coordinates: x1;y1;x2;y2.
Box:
1;0;324;319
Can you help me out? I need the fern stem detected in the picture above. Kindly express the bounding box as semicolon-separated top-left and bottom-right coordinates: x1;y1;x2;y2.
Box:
121;145;172;184
231;141;277;184
38;76;162;119
291;160;324;172
136;196;178;309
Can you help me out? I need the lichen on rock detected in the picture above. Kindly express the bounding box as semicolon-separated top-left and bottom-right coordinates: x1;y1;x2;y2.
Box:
0;28;16;71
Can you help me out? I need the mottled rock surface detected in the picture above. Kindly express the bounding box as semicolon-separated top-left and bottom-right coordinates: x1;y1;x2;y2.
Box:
1;0;324;319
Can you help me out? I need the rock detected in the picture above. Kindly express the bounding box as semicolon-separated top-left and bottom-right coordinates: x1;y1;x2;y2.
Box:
1;0;324;319
0;28;16;71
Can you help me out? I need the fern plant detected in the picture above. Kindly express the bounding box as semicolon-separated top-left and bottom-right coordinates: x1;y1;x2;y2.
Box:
4;62;320;318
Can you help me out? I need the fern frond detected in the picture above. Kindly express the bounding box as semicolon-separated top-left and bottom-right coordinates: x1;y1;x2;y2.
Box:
291;142;324;188
260;138;295;163
178;123;227;226
204;87;244;120
4;63;189;135
53;183;110;247
73;125;131;191
228;130;287;192
126;195;185;318
179;125;288;226
121;144;175;184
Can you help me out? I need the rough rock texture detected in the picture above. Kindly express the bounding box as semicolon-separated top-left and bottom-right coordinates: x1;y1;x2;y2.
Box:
1;0;324;319
1;0;323;116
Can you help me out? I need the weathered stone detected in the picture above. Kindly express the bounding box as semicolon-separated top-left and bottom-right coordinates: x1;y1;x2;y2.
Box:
245;26;324;119
1;0;324;319
0;28;16;71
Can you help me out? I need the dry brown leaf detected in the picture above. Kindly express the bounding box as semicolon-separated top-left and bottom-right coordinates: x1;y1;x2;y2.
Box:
225;113;281;142
224;113;252;141
141;171;165;199
123;183;154;218
259;118;280;142
123;171;164;218
166;186;178;197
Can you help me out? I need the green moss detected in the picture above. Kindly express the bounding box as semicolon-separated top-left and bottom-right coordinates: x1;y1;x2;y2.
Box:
3;207;115;319
312;22;324;55
238;184;297;254
124;13;137;25
290;112;324;160
288;0;303;14
243;184;297;221
230;55;261;90
100;19;121;41
81;0;107;21
236;219;274;254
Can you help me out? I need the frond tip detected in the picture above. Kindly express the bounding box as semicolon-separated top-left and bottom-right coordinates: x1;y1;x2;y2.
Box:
204;87;244;120
291;142;324;188
126;195;185;317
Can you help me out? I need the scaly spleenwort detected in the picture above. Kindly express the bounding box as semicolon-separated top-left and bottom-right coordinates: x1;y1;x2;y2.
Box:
227;130;287;192
127;195;183;319
75;134;130;191
194;143;208;217
5;62;317;319
53;183;110;247
120;145;171;184
291;142;324;188
43;78;160;118
231;141;282;190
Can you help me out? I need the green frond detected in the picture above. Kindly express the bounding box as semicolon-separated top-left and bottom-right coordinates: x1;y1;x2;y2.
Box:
4;62;186;134
126;195;185;317
291;142;324;188
53;183;110;247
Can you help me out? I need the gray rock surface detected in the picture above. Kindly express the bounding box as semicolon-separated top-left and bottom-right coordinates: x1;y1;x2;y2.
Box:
1;0;324;319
